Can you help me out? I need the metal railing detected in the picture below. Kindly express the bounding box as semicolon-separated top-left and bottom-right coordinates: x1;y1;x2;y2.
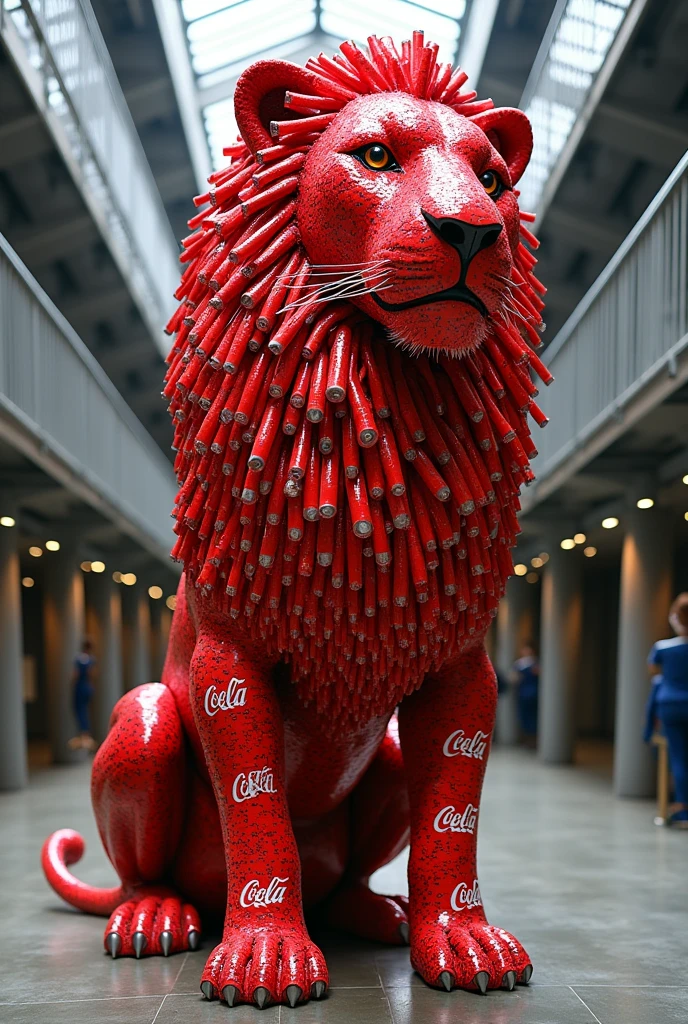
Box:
1;0;180;351
0;232;177;562
521;150;688;514
518;0;644;218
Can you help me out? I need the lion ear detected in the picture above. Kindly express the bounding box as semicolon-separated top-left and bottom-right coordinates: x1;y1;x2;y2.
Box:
470;108;533;186
234;59;321;154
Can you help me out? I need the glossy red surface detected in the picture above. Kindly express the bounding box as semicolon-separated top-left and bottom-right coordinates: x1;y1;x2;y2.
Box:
42;32;543;1008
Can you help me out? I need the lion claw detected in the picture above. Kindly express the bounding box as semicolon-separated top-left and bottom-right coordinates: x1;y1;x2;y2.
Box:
398;922;410;945
312;980;326;999
105;932;121;958
223;985;238;1007
201;980;215;1001
285;984;301;1007
475;970;489;995
132;932;147;959
503;970;516;991
160;931;172;957
439;970;453;992
188;929;200;951
254;986;269;1009
521;964;533;984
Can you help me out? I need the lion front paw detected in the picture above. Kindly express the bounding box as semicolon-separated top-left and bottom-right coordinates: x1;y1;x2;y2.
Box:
200;924;328;1008
104;892;201;958
411;917;532;993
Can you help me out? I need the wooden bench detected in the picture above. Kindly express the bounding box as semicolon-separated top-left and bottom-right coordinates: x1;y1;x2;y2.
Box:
651;732;670;825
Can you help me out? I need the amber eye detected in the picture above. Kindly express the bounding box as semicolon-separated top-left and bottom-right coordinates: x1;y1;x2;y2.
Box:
480;170;503;197
353;143;401;172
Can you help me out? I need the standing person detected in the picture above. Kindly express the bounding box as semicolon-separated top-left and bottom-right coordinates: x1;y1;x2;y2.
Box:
68;639;97;752
513;641;540;746
647;594;688;828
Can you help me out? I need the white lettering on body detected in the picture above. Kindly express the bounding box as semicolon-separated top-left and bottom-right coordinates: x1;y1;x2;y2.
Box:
232;766;276;803
442;729;488;760
239;876;289;908
204;677;247;717
450;879;482;913
433;803;478;834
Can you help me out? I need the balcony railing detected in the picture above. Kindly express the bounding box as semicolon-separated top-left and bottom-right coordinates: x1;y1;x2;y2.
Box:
518;0;644;219
1;0;179;350
0;231;177;562
521;149;688;514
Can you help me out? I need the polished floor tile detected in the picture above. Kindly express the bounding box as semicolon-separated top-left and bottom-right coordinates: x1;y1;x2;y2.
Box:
387;985;595;1024
156;993;280;1023
1;746;687;1023
574;986;688;1024
0;996;164;1023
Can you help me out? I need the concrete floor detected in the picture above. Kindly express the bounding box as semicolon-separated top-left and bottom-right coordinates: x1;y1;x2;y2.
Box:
1;747;687;1024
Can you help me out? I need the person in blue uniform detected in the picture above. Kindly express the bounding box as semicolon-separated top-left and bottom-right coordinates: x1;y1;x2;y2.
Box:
647;594;688;827
513;641;540;744
68;639;97;751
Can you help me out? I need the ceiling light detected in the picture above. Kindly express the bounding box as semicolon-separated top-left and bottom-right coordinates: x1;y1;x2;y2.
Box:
22;577;34;588
29;546;42;557
45;540;60;551
166;595;177;610
601;516;619;529
91;560;106;573
121;572;137;586
526;572;539;584
636;497;654;509
531;556;544;568
0;516;16;528
80;561;91;572
148;585;163;600
112;571;122;583
560;538;575;550
573;533;586;544
682;474;688;485
538;552;549;564
583;546;597;558
514;563;528;576
685;512;688;522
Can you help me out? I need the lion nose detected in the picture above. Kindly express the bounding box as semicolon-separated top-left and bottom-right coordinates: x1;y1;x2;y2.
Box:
422;211;502;270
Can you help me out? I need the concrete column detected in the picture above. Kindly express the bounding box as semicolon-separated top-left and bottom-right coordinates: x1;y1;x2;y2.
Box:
85;573;123;742
150;602;173;681
0;512;28;789
494;578;534;745
613;509;673;797
43;546;85;764
149;596;165;680
160;607;172;675
122;581;151;690
538;546;583;764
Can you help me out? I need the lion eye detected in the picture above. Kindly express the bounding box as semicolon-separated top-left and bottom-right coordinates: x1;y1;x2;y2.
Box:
354;143;401;172
479;170;503;198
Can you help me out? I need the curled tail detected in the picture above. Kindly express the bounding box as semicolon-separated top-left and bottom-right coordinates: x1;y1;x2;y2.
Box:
41;829;124;916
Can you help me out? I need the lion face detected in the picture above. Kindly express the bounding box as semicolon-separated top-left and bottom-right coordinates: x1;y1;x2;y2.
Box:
297;93;525;354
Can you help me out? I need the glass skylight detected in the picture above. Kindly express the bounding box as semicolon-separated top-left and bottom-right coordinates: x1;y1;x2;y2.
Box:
518;0;632;214
180;0;468;169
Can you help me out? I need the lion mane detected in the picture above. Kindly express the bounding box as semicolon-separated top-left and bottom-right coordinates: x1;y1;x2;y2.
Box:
164;33;550;724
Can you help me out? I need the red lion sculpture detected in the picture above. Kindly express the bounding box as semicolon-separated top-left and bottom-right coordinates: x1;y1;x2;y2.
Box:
42;32;550;1009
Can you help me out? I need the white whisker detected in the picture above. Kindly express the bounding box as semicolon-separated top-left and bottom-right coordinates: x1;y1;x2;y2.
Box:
278;278;394;313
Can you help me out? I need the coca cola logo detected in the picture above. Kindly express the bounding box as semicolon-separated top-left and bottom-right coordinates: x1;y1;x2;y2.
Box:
232;766;276;803
442;729;488;760
450;879;482;913
433;803;478;834
240;876;289;908
204;677;247;717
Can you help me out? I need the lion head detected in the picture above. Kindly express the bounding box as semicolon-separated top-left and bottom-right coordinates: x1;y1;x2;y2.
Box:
164;34;551;723
234;48;534;356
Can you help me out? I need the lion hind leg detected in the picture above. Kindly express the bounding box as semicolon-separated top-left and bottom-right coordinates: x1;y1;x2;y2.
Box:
327;715;411;945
